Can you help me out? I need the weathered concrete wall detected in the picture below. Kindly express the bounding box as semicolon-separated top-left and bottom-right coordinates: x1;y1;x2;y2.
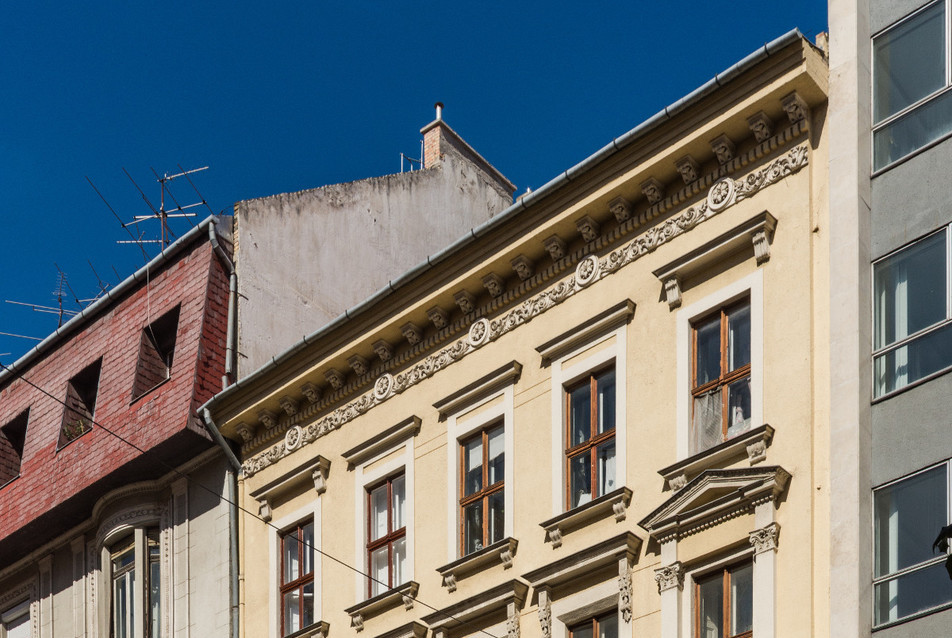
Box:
235;143;514;376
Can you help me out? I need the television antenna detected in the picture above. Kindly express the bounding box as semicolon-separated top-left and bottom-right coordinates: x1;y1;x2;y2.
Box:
5;270;81;329
116;166;208;250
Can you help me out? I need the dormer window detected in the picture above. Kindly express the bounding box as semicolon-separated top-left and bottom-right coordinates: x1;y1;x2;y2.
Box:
59;359;102;448
132;306;180;400
0;409;28;486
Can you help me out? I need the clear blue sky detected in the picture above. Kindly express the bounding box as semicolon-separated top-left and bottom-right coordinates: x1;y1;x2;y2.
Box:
0;1;827;363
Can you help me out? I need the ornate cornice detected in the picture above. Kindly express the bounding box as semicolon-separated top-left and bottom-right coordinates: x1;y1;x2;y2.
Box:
241;143;810;477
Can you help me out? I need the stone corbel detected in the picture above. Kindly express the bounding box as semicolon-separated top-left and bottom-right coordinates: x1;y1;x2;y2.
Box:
257;498;272;522
781;91;808;123
654;561;684;593
752;229;771;265
668;473;688;491
609;196;632;223
300;382;322;404
372;340;394;362
348;355;370;376
640;177;664;204
618;557;633;622
661;276;682;310
749;522;780;554
746;438;768;464
279;396;298;416
426;306;449;329
257;410;278;430
747;111;774;142
324;369;345;390
510;255;535;281
537;587;552;638
454;291;476;315
312;456;331;494
710;134;736;165
575;215;601;242
400;322;423;346
675;155;700;184
542;235;567;261
234;421;256;443
482;273;506;298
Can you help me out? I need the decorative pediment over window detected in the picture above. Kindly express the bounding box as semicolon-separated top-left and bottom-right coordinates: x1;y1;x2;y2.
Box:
638;466;790;542
422;579;528;638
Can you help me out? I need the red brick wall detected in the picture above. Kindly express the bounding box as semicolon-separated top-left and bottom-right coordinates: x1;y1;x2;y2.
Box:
0;238;230;540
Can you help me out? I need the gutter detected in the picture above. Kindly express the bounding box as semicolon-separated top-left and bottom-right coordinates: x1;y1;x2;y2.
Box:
208;221;238;387
199;28;807;420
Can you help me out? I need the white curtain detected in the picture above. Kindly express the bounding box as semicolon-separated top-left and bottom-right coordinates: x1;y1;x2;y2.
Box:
692;393;721;454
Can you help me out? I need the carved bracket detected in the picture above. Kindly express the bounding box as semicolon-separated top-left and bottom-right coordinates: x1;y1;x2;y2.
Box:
426;306;449;329
662;276;682;310
575;215;601;242
542;235;567;261
400;322;423;346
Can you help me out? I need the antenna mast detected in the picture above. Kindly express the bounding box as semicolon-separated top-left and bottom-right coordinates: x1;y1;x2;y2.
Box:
118;166;207;250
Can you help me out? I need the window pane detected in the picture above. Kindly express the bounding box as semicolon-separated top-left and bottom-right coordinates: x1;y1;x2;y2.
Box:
727;304;750;372
463;501;483;555
598;613;617;638
569;383;592;446
873;1;946;123
463;436;483;496
283;532;300;583
488;490;505;545
391;475;406;531
113;572;133;638
302;581;314;629
283;589;301;634
874;86;952;169
874;561;952;625
392;536;407;588
597;369;616;434
596;439;616;496
570;621;593;638
692;390;722;455
874;465;947;577
488;426;504;485
698;574;724;638
149;559;161;638
370;484;388;541
695;316;721;387
730;563;753;636
4;612;28;638
874;321;952;395
569;452;592;508
726;377;751;438
302;522;314;576
874;230;946;349
370;546;389;596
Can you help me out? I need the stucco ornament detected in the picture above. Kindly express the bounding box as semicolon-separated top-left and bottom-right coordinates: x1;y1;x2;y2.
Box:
707;178;736;211
749;522;780;554
374;373;394;401
654;562;684;593
537;595;552;638
575;255;601;287
284;425;302;451
468;318;491;347
618;567;633;622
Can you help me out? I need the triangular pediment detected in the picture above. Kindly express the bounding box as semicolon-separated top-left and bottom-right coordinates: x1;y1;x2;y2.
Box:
639;466;790;541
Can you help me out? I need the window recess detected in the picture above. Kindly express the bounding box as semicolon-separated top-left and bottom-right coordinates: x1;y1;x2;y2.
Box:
59;358;102;448
132;305;180;400
0;410;28;486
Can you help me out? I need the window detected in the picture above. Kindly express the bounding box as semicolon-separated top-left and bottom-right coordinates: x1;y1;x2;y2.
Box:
132;306;180;400
565;368;616;509
459;423;505;556
873;462;952;626
280;520;315;635
110;529;161;638
367;473;406;597
690;301;751;455
59;358;102;448
0;601;29;638
569;612;617;638
872;0;952;170
872;227;952;396
0;410;28;486
695;562;753;638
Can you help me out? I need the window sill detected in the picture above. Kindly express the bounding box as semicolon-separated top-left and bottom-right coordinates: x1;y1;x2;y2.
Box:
130;375;171;406
344;581;419;632
539;487;632;548
658;424;774;491
436;537;518;592
285;621;329;638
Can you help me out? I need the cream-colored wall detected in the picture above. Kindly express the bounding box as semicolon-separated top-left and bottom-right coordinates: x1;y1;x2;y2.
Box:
235;50;830;638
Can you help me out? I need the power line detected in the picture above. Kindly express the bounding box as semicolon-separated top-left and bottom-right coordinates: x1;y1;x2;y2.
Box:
0;359;500;638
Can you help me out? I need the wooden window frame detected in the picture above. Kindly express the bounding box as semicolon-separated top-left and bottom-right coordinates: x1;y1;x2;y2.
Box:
690;300;751;444
366;473;406;597
458;422;505;556
280;520;314;636
564;366;616;509
109;528;161;638
568;610;617;638
693;561;752;638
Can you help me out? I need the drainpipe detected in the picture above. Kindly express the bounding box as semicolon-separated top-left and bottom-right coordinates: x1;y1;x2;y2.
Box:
203;408;242;638
208;219;238;387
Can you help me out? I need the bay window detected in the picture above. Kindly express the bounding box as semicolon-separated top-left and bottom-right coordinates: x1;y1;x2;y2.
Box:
565;368;616;509
873;227;952;396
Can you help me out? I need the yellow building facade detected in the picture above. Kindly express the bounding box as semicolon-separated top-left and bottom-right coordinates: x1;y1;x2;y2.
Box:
203;32;829;638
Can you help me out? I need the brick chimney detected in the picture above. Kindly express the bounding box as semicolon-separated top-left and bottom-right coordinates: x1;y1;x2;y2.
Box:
422;102;446;168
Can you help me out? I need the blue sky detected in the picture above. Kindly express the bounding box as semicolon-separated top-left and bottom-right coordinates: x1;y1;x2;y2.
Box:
0;2;827;362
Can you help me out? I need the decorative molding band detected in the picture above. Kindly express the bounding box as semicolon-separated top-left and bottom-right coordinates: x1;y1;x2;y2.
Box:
749;522;780;554
654;562;684;593
240;144;810;477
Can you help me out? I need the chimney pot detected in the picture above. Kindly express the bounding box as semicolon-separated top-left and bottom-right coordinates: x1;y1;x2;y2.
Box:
435;102;444;121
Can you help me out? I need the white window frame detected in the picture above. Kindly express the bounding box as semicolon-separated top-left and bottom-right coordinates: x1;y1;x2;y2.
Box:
100;522;164;638
444;386;514;562
871;225;952;399
871;460;952;628
269;503;322;638
871;0;952;172
676;271;763;461
548;324;627;517
352;439;414;602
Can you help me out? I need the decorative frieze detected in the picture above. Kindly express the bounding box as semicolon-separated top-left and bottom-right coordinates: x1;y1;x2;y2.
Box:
781;91;808;123
609;196;633;223
482;273;506;298
301;382;322;404
575;215;601;242
240;144;810;477
348;355;370;376
400;322;423;346
641;177;665;204
747;111;774;142
675;155;700;184
324;369;345;390
749;522;780;554
426;306;449;329
654;562;684;593
543;235;567;261
454;291;477;315
372;340;394;362
279;396;298;416
510;255;535;281
710;134;736;165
